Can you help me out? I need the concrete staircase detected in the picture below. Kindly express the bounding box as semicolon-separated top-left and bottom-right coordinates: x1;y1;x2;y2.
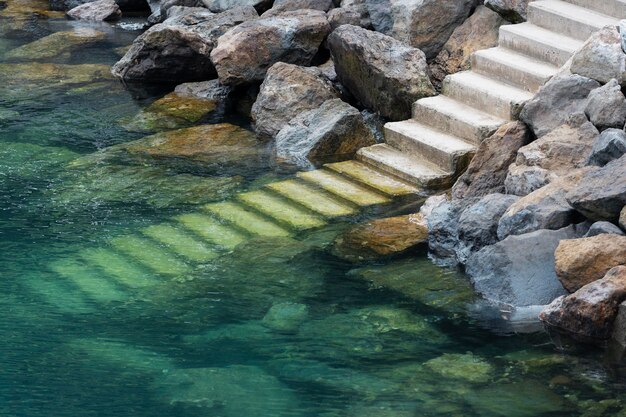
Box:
356;0;623;189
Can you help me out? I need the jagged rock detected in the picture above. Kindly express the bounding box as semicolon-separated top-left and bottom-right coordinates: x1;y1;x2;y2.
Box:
466;224;588;307
112;7;257;82
566;155;626;222
427;198;464;263
555;235;626;292
51;0;148;11
584;221;625;237
520;74;600;138
452;121;530;200
174;79;233;100
585;79;626;131
262;0;333;17
505;165;552;197
201;0;272;13
540;266;626;340
66;0;121;20
587;128;626;167
211;10;330;85
327;6;369;30
571;26;626;86
261;302;309;333
484;0;528;23
328;25;435;120
165;5;206;18
5;28;106;61
250;62;338;140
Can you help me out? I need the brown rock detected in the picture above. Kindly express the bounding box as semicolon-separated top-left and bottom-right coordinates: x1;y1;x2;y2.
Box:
555;234;626;292
66;0;121;21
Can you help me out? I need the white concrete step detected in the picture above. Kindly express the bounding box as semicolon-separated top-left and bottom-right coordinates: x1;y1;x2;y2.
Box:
528;0;619;41
499;22;583;67
297;169;391;207
357;144;451;188
412;95;505;143
442;71;533;120
384;120;476;173
471;47;560;93
324;160;419;197
563;0;626;18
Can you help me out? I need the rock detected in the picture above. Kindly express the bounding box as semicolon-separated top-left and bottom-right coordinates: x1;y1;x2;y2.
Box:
452;121;531;200
5;28;106;61
427;198;464;263
540;266;626;340
261;302;309;333
430;6;506;87
555;234;626;292
274;99;376;167
112;7;257;83
174;79;233;100
505;165;552;197
327;25;435;120
327;6;369;30
332;213;428;261
621;206;626;230
566;155;626;222
585;221;625;237
262;0;332;17
201;0;271;13
585;79;626;131
571;26;626;86
520;74;600;138
466;224;588;307
66;0;121;20
484;0;528;23
250;62;338;140
468;381;567;417
165;5;207;18
587;128;626;167
424;353;494;383
211;10;330;85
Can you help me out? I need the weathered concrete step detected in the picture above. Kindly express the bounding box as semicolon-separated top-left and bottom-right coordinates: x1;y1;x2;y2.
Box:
142;224;218;263
266;179;358;218
357;144;451;188
472;47;559;93
238;190;326;231
412;95;505;143
499;22;582;67
529;0;619;41
110;235;191;276
297;169;391;207
563;0;626;17
325;160;419;197
176;212;247;250
442;71;533;120
49;260;127;303
385;120;476;173
204;202;291;237
23;275;94;313
80;248;158;288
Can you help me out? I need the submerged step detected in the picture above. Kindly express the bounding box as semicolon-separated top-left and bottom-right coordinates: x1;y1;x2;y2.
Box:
325;160;419;197
23;275;94;314
266;179;357;218
176;212;247;250
110;235;191;276
49;259;127;303
80;248;158;288
238;190;326;231
142;224;219;263
204;202;291;237
297;169;391;207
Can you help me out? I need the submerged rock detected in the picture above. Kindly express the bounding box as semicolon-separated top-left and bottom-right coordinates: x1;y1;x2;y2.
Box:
5;28;106;61
66;0;121;21
261;302;309;333
468;381;567;417
424;352;494;383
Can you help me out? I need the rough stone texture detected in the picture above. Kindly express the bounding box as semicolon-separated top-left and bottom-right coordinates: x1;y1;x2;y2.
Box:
210;10;331;85
201;0;271;13
571;26;626;86
452;121;530;200
466;224;588;307
427;198;465;263
585;79;626;131
504;165;552;197
274;99;376;167
520;74;600;138
621;206;626;230
587;128;626;167
174;79;233;100
250;63;338;140
328;24;435;120
566;155;626;222
540;266;626;340
484;0;528;23
262;0;333;17
165;5;207;19
430;6;505;87
5;28;106;61
112;8;257;82
585;221;625;237
66;0;121;20
555;235;626;293
327;6;370;30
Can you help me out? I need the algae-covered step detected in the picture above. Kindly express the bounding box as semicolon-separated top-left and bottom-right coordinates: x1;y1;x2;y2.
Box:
48;259;127;303
110;235;191;276
175;212;247;250
297;169;391;207
266;179;358;218
238;190;326;231
22;274;94;314
142;224;219;263
325;160;420;197
204;201;291;237
79;248;159;288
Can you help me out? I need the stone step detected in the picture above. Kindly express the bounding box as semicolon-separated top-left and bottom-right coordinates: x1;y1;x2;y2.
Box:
563;0;626;17
110;235;191;276
297;169;391;207
238;190;327;231
80;248;158;288
442;71;533;120
266;179;358;218
49;260;127;303
142;224;219;263
357;144;451;188
23;275;94;314
204;202;291;237
528;0;619;41
324;160;419;197
471;47;560;93
384;120;476;173
175;212;247;250
499;22;583;67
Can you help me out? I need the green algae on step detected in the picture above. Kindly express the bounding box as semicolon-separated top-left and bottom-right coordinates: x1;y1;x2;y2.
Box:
325;160;420;197
48;260;127;303
110;236;191;276
175;212;247;250
266;179;358;218
80;248;158;288
297;169;391;207
142;224;219;263
204;202;291;237
22;275;94;314
238;190;326;231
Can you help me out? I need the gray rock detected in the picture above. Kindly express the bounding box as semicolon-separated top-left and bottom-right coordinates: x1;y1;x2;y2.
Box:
621;206;626;230
427;198;464;263
327;6;370;30
262;0;333;17
584;221;625;237
505;165;552;196
484;0;528;23
66;0;121;21
571;26;626;86
52;0;148;11
585;79;626;131
621;20;626;54
587;128;626;167
174;79;233;100
165;5;208;18
201;0;271;13
327;25;435;120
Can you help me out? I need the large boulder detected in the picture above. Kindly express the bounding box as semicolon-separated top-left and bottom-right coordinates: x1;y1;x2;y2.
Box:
250;63;338;140
112;8;257;82
585;79;626;131
585;221;625;237
327;6;371;30
66;0;121;20
540;266;626;341
587;128;626;167
571;25;626;86
210;10;331;85
427;197;468;264
484;0;528;23
51;0;148;11
262;0;333;17
201;0;271;13
327;24;435;120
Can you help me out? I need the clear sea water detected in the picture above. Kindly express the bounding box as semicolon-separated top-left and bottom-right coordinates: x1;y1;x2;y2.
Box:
2;4;626;417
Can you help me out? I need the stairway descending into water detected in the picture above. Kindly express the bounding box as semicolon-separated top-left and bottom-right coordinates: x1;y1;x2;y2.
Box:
357;0;623;188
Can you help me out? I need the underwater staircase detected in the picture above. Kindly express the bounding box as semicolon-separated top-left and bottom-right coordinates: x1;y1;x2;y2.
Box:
357;0;623;188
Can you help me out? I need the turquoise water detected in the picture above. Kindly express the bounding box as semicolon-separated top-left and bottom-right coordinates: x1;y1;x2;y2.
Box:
2;6;626;417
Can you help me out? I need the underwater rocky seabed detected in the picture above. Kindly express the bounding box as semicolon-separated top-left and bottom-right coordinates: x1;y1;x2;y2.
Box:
3;5;626;417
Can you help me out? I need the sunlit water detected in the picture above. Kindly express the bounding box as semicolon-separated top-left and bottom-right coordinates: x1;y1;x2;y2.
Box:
2;7;626;417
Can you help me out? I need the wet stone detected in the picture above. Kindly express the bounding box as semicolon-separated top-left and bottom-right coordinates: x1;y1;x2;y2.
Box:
5;28;106;61
424;352;494;383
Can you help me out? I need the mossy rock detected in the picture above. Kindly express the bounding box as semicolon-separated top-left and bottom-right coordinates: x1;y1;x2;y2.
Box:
424;352;494;383
5;28;106;61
